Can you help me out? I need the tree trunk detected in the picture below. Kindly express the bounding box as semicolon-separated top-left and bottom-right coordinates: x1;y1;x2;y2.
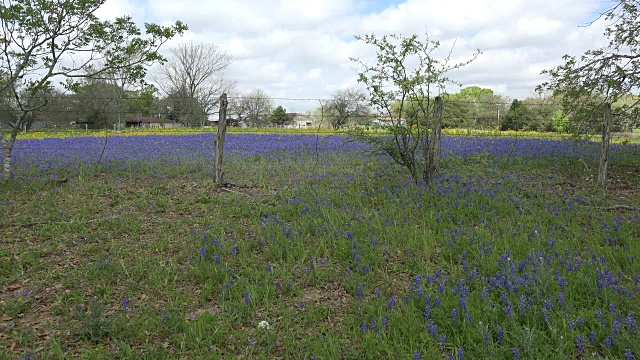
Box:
1;125;20;179
424;96;443;182
598;102;612;187
214;93;228;187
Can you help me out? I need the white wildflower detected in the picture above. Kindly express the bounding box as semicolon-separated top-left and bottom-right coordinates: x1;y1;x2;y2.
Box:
258;321;270;329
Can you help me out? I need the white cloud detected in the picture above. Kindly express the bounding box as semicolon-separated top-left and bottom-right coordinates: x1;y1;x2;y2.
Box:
99;0;615;110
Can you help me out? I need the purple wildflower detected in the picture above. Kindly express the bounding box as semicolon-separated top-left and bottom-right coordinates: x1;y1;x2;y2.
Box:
387;296;397;310
381;316;389;327
624;349;634;360
613;317;622;334
604;334;615;348
576;334;583;352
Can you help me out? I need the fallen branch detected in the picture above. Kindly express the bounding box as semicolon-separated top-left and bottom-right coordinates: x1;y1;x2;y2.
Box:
10;214;132;228
220;187;246;196
596;205;637;212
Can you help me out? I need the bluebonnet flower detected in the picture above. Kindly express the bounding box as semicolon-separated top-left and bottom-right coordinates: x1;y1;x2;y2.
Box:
613;317;622;334
381;316;389;328
626;312;637;333
361;322;367;333
424;304;431;320
512;347;520;360
624;349;634;360
387;296;397;310
413;351;421;360
451;308;458;322
604;334;615;348
122;296;129;310
427;321;439;339
518;295;526;314
357;285;364;299
589;330;596;344
504;302;513;317
371;321;378;332
459;294;467;311
243;291;250;305
498;327;504;343
576;334;583;352
199;245;206;257
439;335;446;350
457;347;464;360
265;263;272;272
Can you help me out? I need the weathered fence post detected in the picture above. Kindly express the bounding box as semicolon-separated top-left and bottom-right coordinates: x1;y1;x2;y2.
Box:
597;102;611;187
215;93;228;187
425;96;443;182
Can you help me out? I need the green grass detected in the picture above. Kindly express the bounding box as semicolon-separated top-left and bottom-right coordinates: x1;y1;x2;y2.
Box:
0;141;639;359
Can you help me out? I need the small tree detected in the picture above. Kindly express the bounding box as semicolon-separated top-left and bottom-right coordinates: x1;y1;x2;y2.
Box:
0;0;187;178
327;88;369;130
268;106;292;126
350;33;479;183
538;0;640;186
156;42;234;128
500;99;528;131
238;89;272;127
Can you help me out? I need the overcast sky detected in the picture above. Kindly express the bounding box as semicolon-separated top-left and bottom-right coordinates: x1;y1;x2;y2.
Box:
96;0;611;113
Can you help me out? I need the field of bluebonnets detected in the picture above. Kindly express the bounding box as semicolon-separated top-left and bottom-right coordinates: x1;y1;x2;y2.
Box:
1;131;639;359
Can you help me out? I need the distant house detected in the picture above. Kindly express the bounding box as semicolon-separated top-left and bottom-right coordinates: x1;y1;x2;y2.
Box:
371;117;406;127
126;116;178;129
285;113;313;129
207;114;241;127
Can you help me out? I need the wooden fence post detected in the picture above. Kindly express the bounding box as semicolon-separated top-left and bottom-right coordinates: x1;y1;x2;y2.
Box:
215;93;228;187
598;102;611;187
425;96;443;181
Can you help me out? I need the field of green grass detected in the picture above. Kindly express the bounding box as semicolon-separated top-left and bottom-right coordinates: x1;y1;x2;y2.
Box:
1;132;639;359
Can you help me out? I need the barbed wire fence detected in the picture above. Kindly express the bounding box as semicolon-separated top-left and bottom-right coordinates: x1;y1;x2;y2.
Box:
1;94;638;181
